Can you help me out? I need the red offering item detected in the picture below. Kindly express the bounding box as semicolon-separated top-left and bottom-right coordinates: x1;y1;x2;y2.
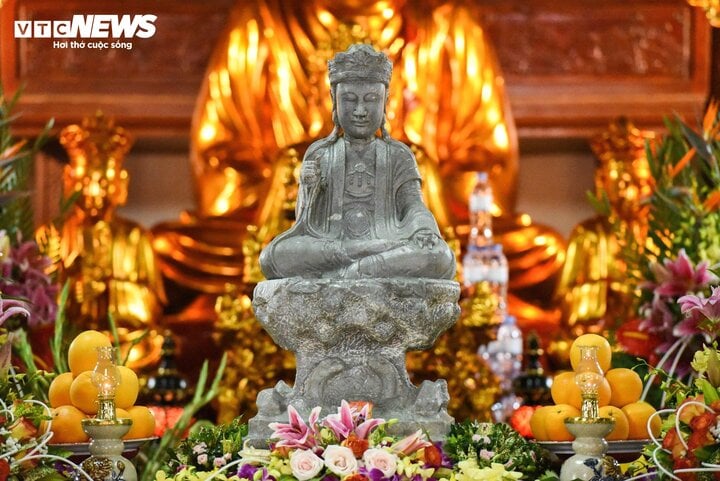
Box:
509;405;537;438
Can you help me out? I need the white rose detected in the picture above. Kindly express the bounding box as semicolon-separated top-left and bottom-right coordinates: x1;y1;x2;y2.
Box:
323;445;358;477
362;448;397;478
290;449;324;481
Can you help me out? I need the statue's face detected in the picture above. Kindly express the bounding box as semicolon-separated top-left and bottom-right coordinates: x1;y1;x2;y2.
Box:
64;165;129;219
336;81;386;140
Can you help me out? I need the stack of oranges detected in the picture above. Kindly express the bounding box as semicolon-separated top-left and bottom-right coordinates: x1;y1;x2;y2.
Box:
530;334;661;442
46;330;156;444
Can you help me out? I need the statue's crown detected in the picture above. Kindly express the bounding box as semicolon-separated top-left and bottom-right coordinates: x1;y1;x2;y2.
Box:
328;44;392;87
590;117;654;165
60;112;133;172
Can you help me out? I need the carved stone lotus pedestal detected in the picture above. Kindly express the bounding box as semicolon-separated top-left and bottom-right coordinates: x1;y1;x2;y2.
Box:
247;277;460;445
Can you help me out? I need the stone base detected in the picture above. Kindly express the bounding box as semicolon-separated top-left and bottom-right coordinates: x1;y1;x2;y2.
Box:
246;277;460;446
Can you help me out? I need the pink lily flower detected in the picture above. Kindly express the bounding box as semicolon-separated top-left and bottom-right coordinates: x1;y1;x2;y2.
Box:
269;405;321;450
678;286;720;336
645;249;716;297
0;296;31;327
323;400;385;441
389;430;432;455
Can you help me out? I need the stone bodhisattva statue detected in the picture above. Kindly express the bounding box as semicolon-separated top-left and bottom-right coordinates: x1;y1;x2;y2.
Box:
259;45;455;281
249;44;460;443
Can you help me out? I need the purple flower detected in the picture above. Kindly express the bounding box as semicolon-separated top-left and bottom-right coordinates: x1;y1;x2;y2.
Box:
259;467;277;481
645;249;716;297
678;286;720;336
269;405;321;449
0;295;31;327
237;463;258;479
0;234;58;327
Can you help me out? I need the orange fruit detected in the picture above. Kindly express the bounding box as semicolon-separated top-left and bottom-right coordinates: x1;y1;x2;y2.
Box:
598;405;630;441
529;406;550;440
551;371;612;409
606;368;643;407
48;372;74;408
68;330;112;377
116;407;130;420
115;366;139;409
48;405;89;444
123;405;156;439
69;371;100;414
622;401;661;440
542;404;581;441
569;334;612;373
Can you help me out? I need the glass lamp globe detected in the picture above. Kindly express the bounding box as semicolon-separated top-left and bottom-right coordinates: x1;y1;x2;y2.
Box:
92;346;121;421
574;345;603;420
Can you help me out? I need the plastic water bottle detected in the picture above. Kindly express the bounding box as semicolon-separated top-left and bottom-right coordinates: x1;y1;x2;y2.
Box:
463;243;509;319
479;315;523;422
463;172;509;325
468;171;493;248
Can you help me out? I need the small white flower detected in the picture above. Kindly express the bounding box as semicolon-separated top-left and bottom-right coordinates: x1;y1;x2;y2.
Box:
323;445;358;477
479;449;494;460
193;442;208;454
290;449;324;481
363;448;398;478
214;457;227;467
197;453;208;465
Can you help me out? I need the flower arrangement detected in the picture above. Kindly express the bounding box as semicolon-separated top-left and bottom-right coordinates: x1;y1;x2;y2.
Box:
155;401;556;481
637;288;720;480
605;102;720;372
0;231;59;330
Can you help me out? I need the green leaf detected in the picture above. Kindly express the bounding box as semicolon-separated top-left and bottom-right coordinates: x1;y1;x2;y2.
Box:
697;378;720;404
52;281;70;374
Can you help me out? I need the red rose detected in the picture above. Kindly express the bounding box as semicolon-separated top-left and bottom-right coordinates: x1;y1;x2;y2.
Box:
690;412;717;432
422;444;443;468
0;459;9;481
673;456;697;481
343;434;369;458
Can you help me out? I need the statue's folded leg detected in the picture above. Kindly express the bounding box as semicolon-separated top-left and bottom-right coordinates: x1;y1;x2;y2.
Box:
346;244;455;279
262;235;352;278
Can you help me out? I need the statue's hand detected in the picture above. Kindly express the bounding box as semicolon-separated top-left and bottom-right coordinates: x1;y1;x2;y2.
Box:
412;230;440;250
301;151;322;185
343;239;402;259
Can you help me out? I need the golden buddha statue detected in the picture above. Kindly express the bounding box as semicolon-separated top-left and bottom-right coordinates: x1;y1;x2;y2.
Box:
37;113;166;369
152;0;565;329
554;118;654;337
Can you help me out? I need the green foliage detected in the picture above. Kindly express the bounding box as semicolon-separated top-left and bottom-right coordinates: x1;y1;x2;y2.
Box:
638;107;720;279
0;84;53;241
444;420;552;480
139;353;228;481
50;282;70;374
163;417;248;474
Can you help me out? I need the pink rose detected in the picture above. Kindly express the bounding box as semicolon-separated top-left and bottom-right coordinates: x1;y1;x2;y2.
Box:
323;445;358;477
362;448;397;478
290;449;324;481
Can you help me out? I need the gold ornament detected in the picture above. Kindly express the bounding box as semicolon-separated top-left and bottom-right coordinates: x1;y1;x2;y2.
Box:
37;113;165;370
553;118;654;340
213;284;294;423
688;0;720;27
153;0;565;330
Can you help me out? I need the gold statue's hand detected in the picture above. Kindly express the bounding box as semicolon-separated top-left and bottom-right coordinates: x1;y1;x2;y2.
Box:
342;239;402;260
411;229;440;250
